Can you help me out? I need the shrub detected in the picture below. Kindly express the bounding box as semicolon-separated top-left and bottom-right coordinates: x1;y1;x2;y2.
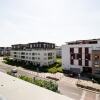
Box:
19;76;58;92
4;58;63;74
93;76;100;84
48;67;57;73
57;67;63;73
7;71;12;75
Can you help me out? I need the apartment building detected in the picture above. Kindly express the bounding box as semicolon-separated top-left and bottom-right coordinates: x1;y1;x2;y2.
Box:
55;46;62;57
0;47;11;56
11;42;56;66
62;39;100;74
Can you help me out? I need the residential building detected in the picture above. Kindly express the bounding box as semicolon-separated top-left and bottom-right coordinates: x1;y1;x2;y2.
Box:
55;46;62;58
11;42;56;66
0;47;11;56
92;50;100;75
62;38;100;73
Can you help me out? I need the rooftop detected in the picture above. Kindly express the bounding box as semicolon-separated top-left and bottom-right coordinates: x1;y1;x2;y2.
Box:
66;38;100;45
0;72;73;100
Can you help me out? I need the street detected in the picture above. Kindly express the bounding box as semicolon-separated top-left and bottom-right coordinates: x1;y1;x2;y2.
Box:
0;57;99;100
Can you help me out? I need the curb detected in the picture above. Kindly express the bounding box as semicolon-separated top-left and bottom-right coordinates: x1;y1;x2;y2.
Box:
77;86;100;94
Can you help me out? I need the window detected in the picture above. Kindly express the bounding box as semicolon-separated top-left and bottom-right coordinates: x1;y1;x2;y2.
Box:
14;55;17;57
85;47;89;54
26;57;28;59
52;44;54;48
48;57;52;59
39;44;41;47
94;55;99;60
26;53;28;55
21;56;25;59
14;52;17;54
32;57;35;60
30;44;32;48
85;60;89;66
70;48;74;54
94;55;99;67
71;54;75;59
77;54;82;59
38;53;40;55
70;59;74;65
79;48;82;53
32;53;35;55
21;52;25;55
29;57;31;59
85;54;91;60
79;60;82;66
48;53;52;56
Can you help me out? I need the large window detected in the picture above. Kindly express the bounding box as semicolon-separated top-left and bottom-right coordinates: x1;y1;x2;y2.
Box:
14;52;17;54
70;59;74;65
85;60;89;66
71;54;75;59
32;53;35;55
77;54;82;59
70;48;74;54
85;54;91;60
79;48;82;53
94;55;99;67
21;56;25;59
21;52;25;55
85;47;89;54
79;60;82;66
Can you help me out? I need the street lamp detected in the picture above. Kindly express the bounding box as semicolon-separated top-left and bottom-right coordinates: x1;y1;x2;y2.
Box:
78;73;80;80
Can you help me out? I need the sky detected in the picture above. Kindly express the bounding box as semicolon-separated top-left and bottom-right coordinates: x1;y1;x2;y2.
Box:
0;0;100;46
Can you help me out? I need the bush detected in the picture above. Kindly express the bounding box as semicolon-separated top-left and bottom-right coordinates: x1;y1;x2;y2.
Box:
4;58;63;73
48;67;57;73
92;76;100;84
19;76;58;92
7;71;12;75
57;67;63;73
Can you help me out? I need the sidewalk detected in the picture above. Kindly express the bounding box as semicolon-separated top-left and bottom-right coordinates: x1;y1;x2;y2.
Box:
77;80;100;92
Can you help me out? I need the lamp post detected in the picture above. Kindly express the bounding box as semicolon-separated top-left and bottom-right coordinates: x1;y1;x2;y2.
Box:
78;73;80;80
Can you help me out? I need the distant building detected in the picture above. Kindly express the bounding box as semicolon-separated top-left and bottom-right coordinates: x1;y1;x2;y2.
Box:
11;42;56;66
62;38;100;74
55;46;61;58
0;47;11;56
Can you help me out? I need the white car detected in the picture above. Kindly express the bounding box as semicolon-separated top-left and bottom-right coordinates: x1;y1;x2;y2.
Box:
11;68;17;73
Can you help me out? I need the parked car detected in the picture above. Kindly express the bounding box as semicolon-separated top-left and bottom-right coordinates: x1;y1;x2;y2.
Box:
11;68;17;73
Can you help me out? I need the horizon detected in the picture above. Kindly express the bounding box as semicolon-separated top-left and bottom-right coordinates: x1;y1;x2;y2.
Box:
0;0;100;46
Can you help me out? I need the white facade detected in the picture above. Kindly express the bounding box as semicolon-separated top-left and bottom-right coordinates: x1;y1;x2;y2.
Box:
62;39;100;73
11;49;56;66
56;46;62;57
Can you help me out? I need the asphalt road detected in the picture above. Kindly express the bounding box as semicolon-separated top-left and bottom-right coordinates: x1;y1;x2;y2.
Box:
0;58;99;100
58;80;82;100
